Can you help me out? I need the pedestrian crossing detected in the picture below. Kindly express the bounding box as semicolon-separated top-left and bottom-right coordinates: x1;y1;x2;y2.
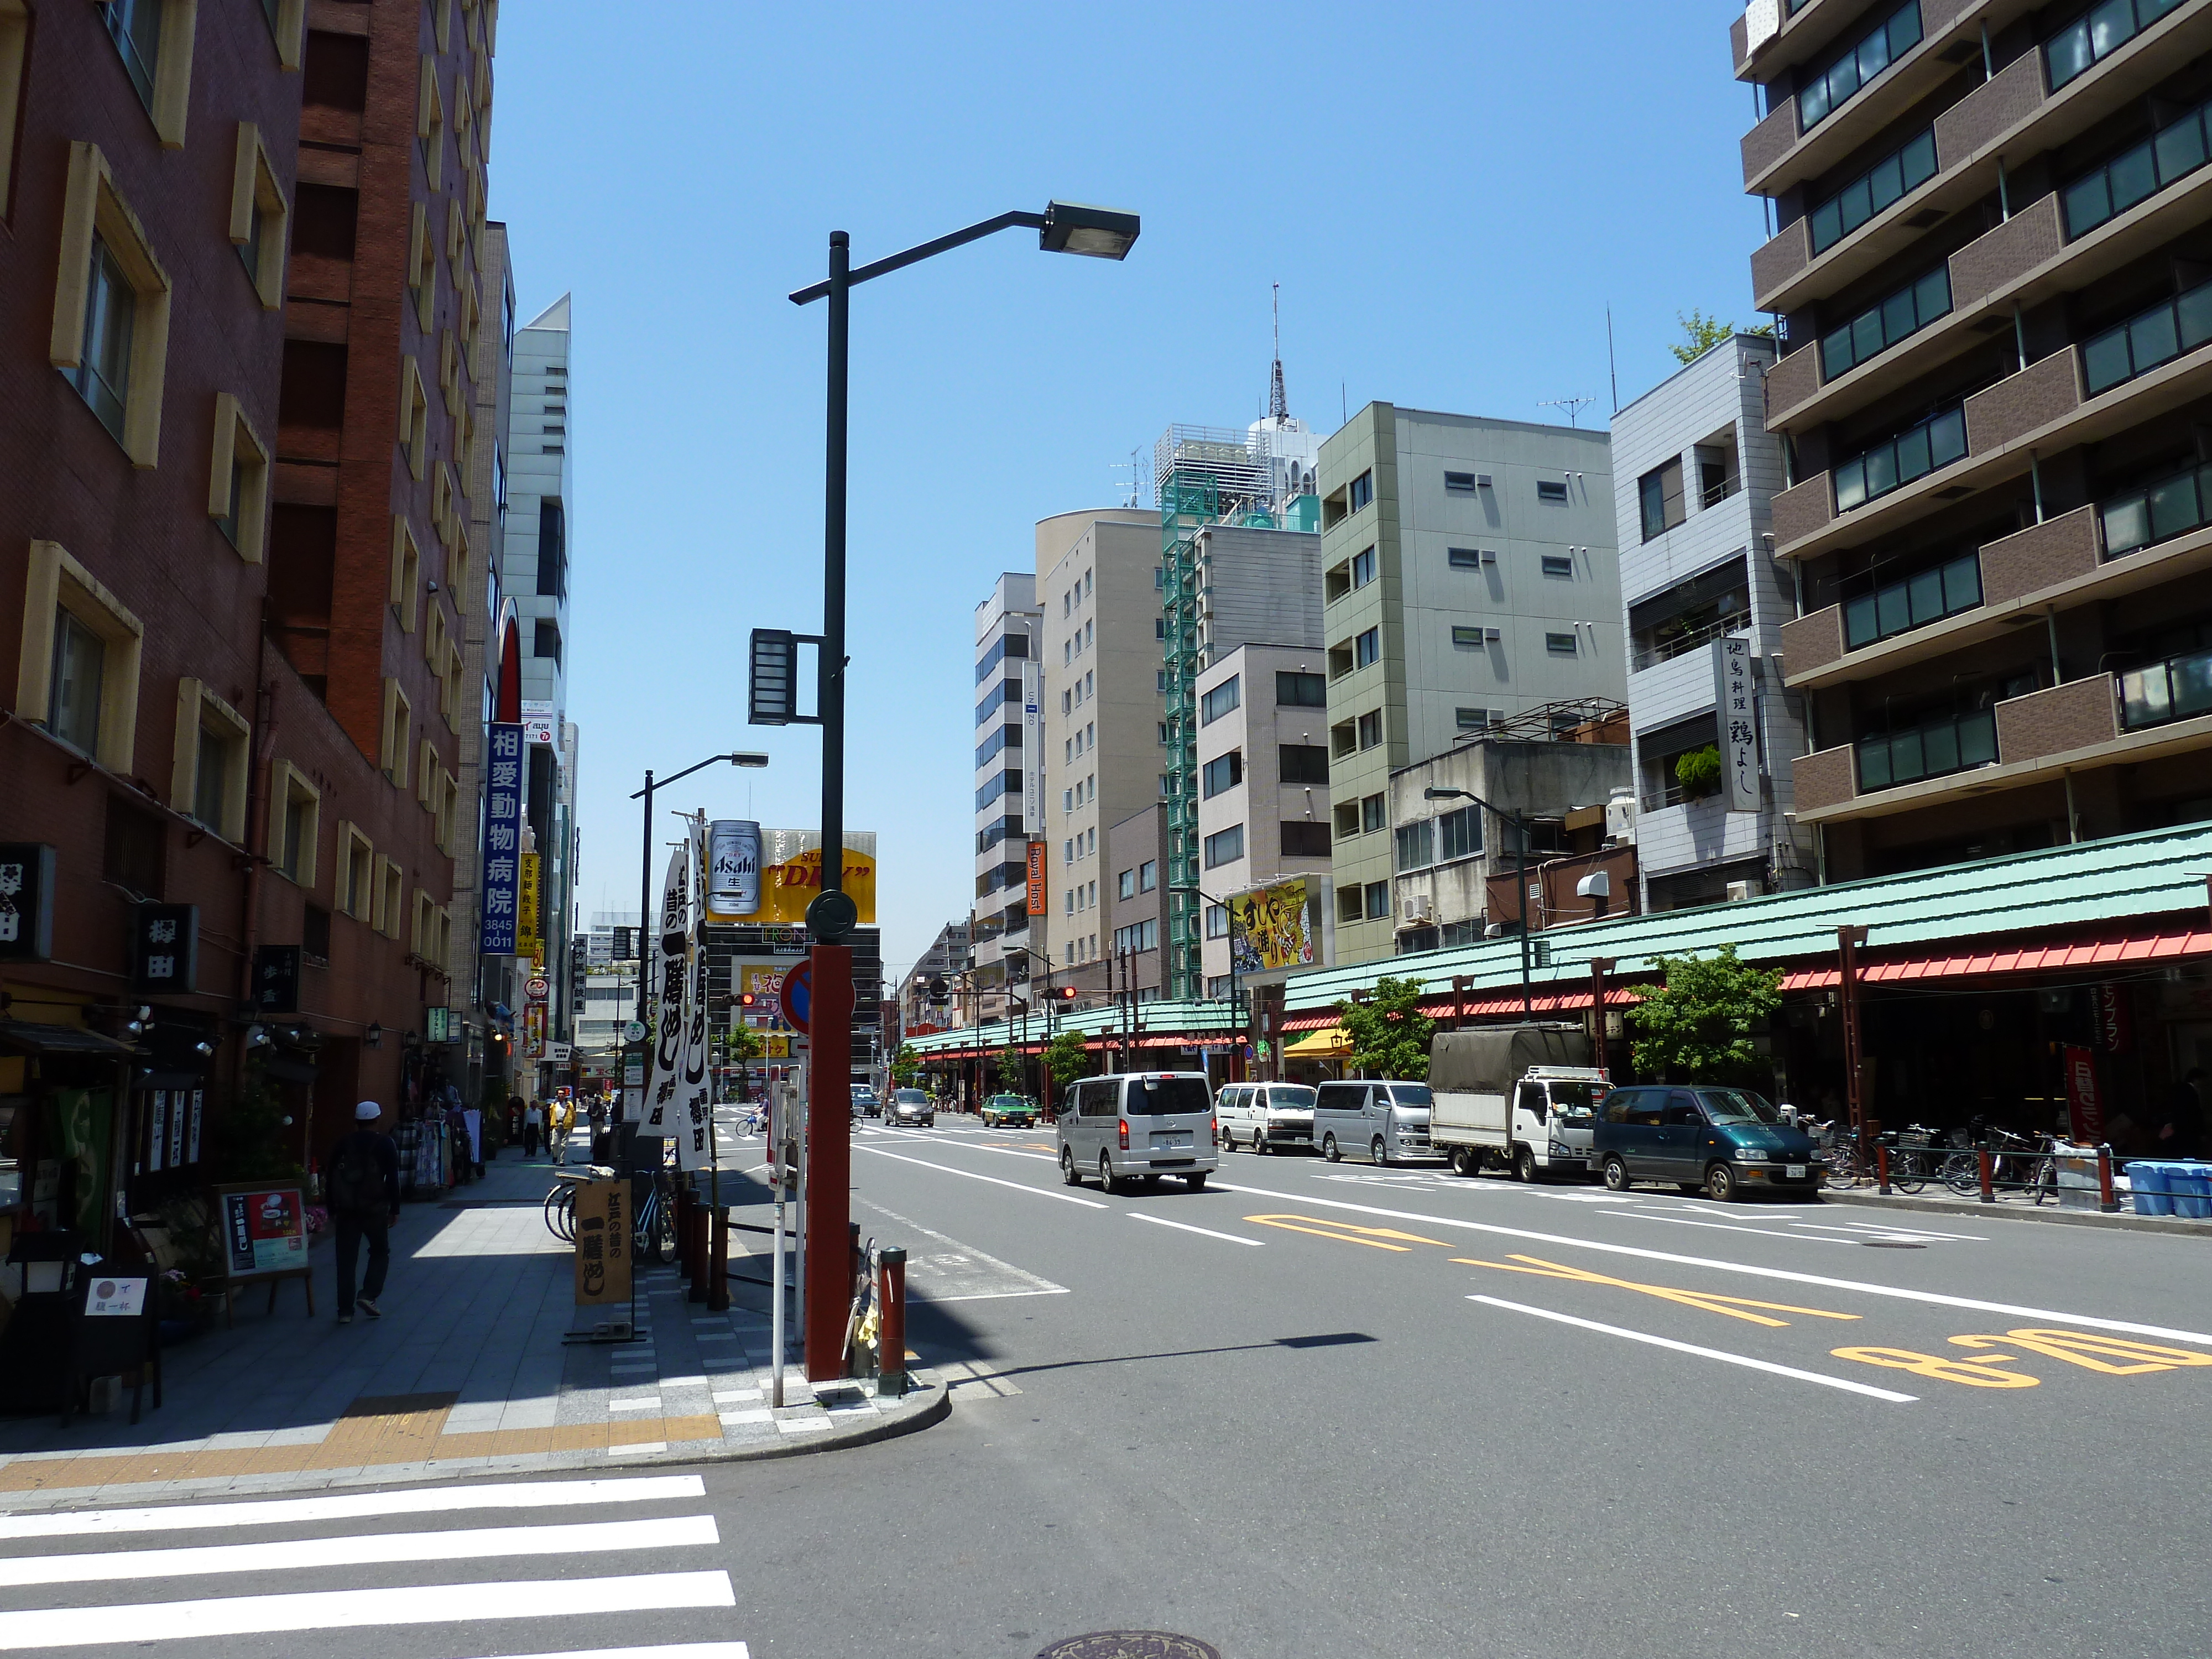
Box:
0;1475;748;1656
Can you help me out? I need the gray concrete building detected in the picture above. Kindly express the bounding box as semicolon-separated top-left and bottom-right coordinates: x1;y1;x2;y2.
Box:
1317;405;1624;963
970;573;1042;1020
1105;805;1169;1004
1612;332;1815;911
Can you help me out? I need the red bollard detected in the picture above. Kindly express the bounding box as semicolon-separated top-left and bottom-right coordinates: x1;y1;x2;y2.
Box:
2096;1144;2121;1214
1876;1141;1891;1196
1978;1147;1996;1204
876;1246;906;1400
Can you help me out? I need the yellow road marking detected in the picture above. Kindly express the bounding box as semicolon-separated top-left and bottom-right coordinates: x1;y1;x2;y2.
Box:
1831;1347;2040;1387
1244;1214;1448;1251
1452;1255;1861;1328
1953;1329;2212;1375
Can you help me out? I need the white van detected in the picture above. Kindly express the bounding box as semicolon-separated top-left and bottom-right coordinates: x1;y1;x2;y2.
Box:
1311;1079;1433;1164
1215;1082;1317;1154
1057;1072;1218;1193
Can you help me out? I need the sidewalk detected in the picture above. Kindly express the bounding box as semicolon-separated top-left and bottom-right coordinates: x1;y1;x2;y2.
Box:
0;1134;944;1510
1824;1182;2212;1238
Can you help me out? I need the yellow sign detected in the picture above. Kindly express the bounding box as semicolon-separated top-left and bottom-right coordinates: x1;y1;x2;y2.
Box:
1229;877;1315;973
764;1034;791;1058
756;848;876;926
740;964;787;1003
517;853;542;957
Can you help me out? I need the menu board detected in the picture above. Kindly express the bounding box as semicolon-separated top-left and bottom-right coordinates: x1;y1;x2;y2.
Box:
215;1183;309;1280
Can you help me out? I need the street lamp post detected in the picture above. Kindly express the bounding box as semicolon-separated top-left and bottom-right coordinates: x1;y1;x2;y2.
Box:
1425;786;1535;1021
787;202;1137;1380
1171;885;1243;1083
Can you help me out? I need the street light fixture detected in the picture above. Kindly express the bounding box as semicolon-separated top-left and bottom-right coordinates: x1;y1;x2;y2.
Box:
1425;785;1536;1021
628;752;772;1047
1171;885;1245;1083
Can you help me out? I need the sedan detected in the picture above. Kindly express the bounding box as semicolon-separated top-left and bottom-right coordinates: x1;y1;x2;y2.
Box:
889;1089;935;1127
980;1093;1036;1128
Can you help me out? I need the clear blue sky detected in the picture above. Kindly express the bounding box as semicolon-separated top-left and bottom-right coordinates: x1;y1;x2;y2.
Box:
488;2;1767;985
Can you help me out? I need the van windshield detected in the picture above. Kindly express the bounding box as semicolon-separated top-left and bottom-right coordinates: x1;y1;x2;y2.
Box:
1697;1088;1781;1125
1385;1085;1432;1107
1128;1077;1212;1117
1265;1087;1317;1110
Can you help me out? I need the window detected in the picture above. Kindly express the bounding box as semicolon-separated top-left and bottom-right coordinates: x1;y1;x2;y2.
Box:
103;0;194;145
1809;128;1938;254
1281;820;1332;857
1203;824;1244;868
18;541;143;771
1200;675;1241;725
2047;0;2184;90
411;890;447;959
417;54;446;190
1448;547;1485;571
380;679;412;788
2084;278;2212;396
1833;405;1967;512
1797;3;1921;133
1201;750;1243;798
1334;801;1360;838
1276;670;1326;707
1139;860;1157;892
1347;470;1373;512
1156;669;1168;692
1451;625;1491;648
1395;820;1434;872
1541;553;1573;578
52;145;171;465
1351;547;1375;588
171;679;249;843
1279;744;1329;785
229;123;288;309
1546;632;1578;656
261;0;306;69
1537;480;1568;503
1357;709;1382;749
1438;805;1480;862
1364;880;1390;921
1118;869;1135;900
1820;267;1951;381
535;619;562;665
269;760;321;886
1639;460;1684;541
208;394;271;562
1063;838;1074;864
374;854;404;938
389;518;421;631
1065;890;1074;916
1456;707;1498;732
1444;471;1479;493
407;201;435;331
1205;904;1228;940
1354;628;1379;669
0;4;27;221
337;823;375;920
1843;553;1983;650
1338;885;1364;924
1361;792;1385;833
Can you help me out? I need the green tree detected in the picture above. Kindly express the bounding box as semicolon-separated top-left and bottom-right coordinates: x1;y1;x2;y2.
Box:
994;1047;1026;1094
889;1043;921;1087
1669;310;1773;365
1626;946;1782;1084
1042;1031;1090;1089
1337;974;1436;1081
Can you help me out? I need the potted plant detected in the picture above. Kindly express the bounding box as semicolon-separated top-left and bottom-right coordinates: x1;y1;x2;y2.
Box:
1675;744;1723;801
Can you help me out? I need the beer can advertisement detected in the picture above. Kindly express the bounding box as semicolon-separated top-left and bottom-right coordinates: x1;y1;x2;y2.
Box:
707;820;762;917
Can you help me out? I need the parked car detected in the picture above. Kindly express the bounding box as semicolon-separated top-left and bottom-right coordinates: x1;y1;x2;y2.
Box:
980;1093;1037;1128
1593;1084;1820;1201
851;1086;880;1119
1214;1082;1317;1153
1058;1072;1218;1193
889;1088;935;1127
1312;1080;1433;1164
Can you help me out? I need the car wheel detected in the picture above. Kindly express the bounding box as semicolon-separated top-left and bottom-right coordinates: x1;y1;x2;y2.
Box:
1322;1134;1341;1162
1450;1149;1475;1178
1254;1135;1267;1156
1099;1154;1123;1196
1601;1155;1630;1193
1185;1171;1207;1192
1514;1145;1538;1184
1371;1136;1389;1167
1061;1148;1080;1187
1705;1162;1738;1203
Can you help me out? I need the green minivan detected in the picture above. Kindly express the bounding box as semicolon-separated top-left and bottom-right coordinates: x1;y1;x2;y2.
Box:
1593;1085;1820;1201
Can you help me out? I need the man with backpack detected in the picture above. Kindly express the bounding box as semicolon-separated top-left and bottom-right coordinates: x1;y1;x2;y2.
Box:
327;1100;401;1323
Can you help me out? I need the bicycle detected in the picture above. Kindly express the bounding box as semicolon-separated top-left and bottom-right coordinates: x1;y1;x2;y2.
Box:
1884;1125;1940;1194
1814;1123;1868;1190
544;1164;677;1262
1985;1126;2059;1203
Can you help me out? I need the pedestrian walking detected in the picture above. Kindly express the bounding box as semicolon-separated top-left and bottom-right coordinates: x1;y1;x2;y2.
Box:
523;1100;543;1158
327;1101;401;1323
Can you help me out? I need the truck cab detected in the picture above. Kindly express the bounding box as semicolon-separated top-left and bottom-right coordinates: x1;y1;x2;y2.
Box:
1428;1023;1608;1182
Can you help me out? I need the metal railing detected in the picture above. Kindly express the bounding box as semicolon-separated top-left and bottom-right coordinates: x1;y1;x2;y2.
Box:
1630;616;1750;672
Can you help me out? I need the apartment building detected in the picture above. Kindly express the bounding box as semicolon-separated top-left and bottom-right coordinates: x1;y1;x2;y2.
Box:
1739;0;2212;878
1190;645;1334;993
969;573;1041;1020
1613;333;1817;910
898;920;972;1035
1037;508;1162;984
1316;405;1624;964
1105;805;1170;1003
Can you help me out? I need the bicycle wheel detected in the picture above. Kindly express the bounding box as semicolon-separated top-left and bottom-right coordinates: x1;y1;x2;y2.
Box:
1824;1149;1863;1191
543;1185;576;1244
1939;1152;1981;1196
1890;1150;1926;1194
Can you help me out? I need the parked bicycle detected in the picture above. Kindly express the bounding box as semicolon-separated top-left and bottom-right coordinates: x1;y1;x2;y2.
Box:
543;1164;679;1262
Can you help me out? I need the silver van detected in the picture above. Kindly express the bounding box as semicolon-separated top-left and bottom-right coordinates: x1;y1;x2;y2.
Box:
1312;1080;1433;1164
1058;1072;1218;1193
1215;1082;1317;1154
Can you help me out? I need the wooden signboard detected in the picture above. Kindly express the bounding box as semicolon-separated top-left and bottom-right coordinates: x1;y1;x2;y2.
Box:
571;1178;632;1306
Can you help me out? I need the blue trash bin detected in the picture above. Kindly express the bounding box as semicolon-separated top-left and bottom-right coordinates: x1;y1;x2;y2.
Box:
2129;1161;2176;1217
2168;1162;2212;1220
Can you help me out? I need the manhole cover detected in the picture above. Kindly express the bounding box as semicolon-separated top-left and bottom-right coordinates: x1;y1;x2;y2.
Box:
1037;1635;1222;1659
1861;1238;1926;1248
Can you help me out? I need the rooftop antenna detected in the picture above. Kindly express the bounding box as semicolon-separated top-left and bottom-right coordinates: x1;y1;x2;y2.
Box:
1606;305;1620;414
1269;283;1288;422
1540;395;1597;429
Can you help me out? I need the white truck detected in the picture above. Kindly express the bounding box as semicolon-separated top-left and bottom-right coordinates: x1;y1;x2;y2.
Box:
1428;1022;1610;1182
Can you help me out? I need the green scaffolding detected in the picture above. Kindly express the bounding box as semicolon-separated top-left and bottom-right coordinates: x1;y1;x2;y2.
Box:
1159;465;1217;1001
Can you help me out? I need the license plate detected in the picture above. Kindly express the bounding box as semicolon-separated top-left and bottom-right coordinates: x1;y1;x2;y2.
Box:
1154;1133;1192;1150
1786;1164;1806;1179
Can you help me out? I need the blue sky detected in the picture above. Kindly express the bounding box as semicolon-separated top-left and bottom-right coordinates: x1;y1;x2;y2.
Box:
488;2;1769;984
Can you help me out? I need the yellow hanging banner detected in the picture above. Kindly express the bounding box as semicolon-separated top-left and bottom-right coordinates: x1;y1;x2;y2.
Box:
517;853;542;958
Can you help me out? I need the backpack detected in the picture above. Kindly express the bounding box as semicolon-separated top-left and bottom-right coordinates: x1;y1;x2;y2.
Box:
328;1137;387;1214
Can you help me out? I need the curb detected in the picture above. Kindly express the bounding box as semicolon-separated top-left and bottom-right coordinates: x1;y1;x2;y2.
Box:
1824;1188;2212;1239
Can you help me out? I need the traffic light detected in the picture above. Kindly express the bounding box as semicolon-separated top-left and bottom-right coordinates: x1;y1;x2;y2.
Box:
1056;985;1077;1001
738;992;757;1009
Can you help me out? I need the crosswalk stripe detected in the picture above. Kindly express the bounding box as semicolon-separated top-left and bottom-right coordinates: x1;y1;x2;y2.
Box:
0;1475;706;1541
0;1571;737;1650
469;1647;749;1659
0;1514;716;1589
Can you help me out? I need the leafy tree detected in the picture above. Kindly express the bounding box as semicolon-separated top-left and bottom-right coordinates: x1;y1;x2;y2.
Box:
1670;310;1773;365
1626;946;1782;1084
715;1026;761;1066
994;1047;1026;1094
1337;974;1436;1081
889;1044;921;1088
1042;1031;1090;1089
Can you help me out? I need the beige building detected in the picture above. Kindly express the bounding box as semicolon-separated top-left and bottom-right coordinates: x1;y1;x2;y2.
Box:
1037;509;1164;987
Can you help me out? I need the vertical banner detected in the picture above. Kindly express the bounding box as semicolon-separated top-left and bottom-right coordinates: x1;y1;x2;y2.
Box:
168;1086;186;1167
676;818;714;1171
1712;635;1760;812
1026;839;1046;917
479;722;524;952
1021;660;1044;828
641;846;689;1139
148;1091;168;1174
2062;1045;2106;1144
2094;984;2133;1054
517;852;543;962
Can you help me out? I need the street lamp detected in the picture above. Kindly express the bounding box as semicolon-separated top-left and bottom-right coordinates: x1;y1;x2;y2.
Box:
628;753;770;1042
1171;885;1244;1083
1425;785;1536;1021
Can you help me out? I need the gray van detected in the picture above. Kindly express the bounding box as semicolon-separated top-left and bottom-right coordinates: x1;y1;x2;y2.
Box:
1593;1084;1820;1201
1058;1072;1219;1193
1312;1080;1433;1164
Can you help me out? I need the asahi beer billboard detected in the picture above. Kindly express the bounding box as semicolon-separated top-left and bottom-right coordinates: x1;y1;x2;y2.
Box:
705;828;878;926
707;820;762;916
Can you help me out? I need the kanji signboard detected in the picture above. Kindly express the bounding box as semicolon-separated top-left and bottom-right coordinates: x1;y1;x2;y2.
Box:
131;903;199;994
1711;635;1761;813
479;722;523;953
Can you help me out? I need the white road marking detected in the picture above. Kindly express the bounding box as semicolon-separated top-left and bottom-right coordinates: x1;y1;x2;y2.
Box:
854;1198;1071;1300
606;1398;664;1411
1128;1212;1264;1246
467;1646;749;1659
0;1516;717;1589
0;1572;737;1648
1832;1219;1987;1241
1470;1295;1918;1403
1600;1211;1856;1244
1207;1177;2212;1345
855;1144;1107;1207
0;1476;707;1540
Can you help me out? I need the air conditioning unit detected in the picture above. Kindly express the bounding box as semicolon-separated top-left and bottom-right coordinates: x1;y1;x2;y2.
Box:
1725;879;1758;903
1402;894;1433;923
1604;786;1637;844
1483;627;1503;643
1479;549;1498;565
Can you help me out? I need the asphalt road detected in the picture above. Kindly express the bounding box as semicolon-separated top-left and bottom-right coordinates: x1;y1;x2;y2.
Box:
12;1116;2212;1659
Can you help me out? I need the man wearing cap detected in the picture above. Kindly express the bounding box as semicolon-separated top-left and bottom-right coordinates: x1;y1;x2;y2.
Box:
327;1101;402;1323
